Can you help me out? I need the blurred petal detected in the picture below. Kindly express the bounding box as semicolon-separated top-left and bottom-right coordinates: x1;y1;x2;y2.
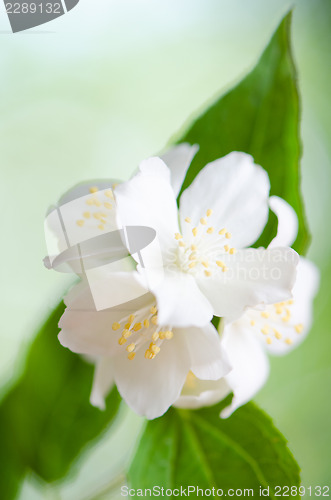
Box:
220;324;270;418
197;247;299;323
183;323;231;380
179;152;270;248
161;143;199;197
175;374;230;410
269;196;298;248
90;357;115;410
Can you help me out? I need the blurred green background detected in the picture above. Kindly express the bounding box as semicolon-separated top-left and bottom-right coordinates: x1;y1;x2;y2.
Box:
0;0;330;497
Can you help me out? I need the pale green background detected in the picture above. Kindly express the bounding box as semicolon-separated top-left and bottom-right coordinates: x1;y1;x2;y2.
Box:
0;0;330;498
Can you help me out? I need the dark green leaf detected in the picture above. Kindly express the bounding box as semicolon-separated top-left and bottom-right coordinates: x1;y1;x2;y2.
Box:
177;12;309;254
0;302;121;496
129;398;301;496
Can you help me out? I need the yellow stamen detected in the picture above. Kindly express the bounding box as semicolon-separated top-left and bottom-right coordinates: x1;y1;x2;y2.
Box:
216;260;225;268
261;325;269;335
201;260;209;268
151;315;158;325
218;228;226;235
285;338;293;345
89;186;98;193
105;189;114;199
132;322;142;332
185;217;191;223
192;227;198;237
104;202;112;209
250;320;255;326
150;306;157;314
83;212;90;219
118;337;127;345
98;224;105;231
76;220;84;227
122;329;132;339
274;329;282;340
224;245;230;252
112;322;121;331
150;343;160;354
225;232;232;239
144;319;150;328
175;233;183;240
165;330;174;340
200;217;207;225
189;252;197;261
191;244;197;251
261;311;270;319
126;343;135;353
152;331;159;341
204;270;212;277
206;209;213;217
222;266;228;272
188;262;196;269
295;324;304;334
128;352;136;360
207;227;214;234
179;241;186;247
266;337;272;345
229;248;236;255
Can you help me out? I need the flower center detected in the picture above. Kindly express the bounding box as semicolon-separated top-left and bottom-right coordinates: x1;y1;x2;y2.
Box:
170;208;236;277
112;304;174;361
246;300;304;346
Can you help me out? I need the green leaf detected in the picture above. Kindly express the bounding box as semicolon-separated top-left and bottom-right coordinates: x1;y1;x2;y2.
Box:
129;398;301;496
177;11;309;254
0;302;121;496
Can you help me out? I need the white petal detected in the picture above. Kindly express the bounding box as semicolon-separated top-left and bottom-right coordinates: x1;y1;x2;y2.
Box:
220;323;270;418
153;270;214;327
90;357;115;410
265;257;319;355
113;332;190;419
269;196;298;248
115;157;179;250
179;152;270;248
161;143;199;198
59;280;151;357
175;376;230;410
182;323;231;380
197;247;299;323
85;266;149;311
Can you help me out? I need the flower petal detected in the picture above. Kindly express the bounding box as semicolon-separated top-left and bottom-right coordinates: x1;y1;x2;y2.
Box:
220;323;270;418
196;247;299;322
153;270;214;327
59;280;151;357
264;257;319;355
175;375;230;410
90;357;115;410
269;196;298;248
115;157;179;250
179;152;270;248
113;332;190;419
161;143;199;198
182;323;231;380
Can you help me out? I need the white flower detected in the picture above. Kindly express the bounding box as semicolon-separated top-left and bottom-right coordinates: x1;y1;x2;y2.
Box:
115;147;299;327
175;197;320;417
58;280;230;419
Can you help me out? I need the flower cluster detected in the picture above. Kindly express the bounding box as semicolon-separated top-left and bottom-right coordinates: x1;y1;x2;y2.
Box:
45;144;319;419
